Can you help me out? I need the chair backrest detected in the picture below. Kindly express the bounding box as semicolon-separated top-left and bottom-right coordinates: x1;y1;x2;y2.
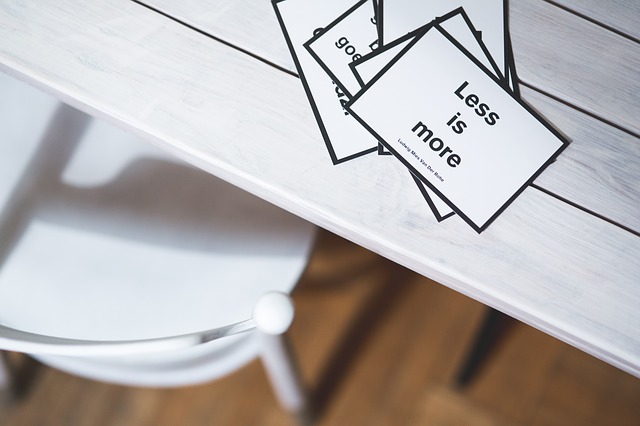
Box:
0;319;255;357
0;71;315;389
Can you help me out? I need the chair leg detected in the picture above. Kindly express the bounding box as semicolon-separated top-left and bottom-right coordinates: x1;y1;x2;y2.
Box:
254;293;309;421
0;351;15;405
0;351;10;391
455;307;512;386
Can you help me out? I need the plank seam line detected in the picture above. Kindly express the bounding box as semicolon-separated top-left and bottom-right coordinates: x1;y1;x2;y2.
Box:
530;184;640;238
519;81;640;140
131;0;299;78
543;0;640;45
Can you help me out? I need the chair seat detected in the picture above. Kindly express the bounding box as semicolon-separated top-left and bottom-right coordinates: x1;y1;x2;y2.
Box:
0;71;316;386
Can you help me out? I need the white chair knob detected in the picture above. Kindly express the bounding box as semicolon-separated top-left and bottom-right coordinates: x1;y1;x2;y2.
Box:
253;292;295;335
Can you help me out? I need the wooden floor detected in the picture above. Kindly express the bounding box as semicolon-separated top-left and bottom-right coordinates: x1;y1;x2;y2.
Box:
1;229;639;425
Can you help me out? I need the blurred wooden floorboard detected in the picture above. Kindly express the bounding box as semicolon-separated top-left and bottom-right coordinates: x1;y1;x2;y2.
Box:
0;229;639;425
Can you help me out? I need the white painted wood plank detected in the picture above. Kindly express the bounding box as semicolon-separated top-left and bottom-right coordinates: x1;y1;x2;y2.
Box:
523;86;640;233
511;0;640;135
0;0;639;377
142;0;640;233
136;0;296;72
549;0;640;41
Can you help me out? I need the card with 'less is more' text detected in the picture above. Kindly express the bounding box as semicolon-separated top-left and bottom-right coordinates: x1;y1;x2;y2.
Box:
273;0;568;233
345;25;568;232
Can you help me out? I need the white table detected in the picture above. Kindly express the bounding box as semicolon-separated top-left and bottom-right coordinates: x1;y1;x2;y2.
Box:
0;0;638;377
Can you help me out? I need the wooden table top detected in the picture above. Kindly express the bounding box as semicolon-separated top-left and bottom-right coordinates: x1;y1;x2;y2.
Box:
0;0;638;377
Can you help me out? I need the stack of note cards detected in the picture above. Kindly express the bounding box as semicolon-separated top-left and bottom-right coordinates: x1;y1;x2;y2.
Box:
273;0;569;233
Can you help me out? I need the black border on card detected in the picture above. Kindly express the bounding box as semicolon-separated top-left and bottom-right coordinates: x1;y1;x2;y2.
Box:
378;0;385;45
412;175;456;222
272;0;377;165
374;0;387;156
344;25;569;233
503;0;511;95
506;39;521;98
372;0;388;156
374;143;390;155
503;2;522;99
377;142;392;155
372;0;381;44
304;0;373;99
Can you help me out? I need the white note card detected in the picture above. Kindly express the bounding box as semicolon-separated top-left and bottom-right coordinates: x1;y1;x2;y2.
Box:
346;26;568;232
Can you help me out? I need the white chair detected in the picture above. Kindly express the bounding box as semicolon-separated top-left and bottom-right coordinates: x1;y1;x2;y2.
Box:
0;71;315;414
